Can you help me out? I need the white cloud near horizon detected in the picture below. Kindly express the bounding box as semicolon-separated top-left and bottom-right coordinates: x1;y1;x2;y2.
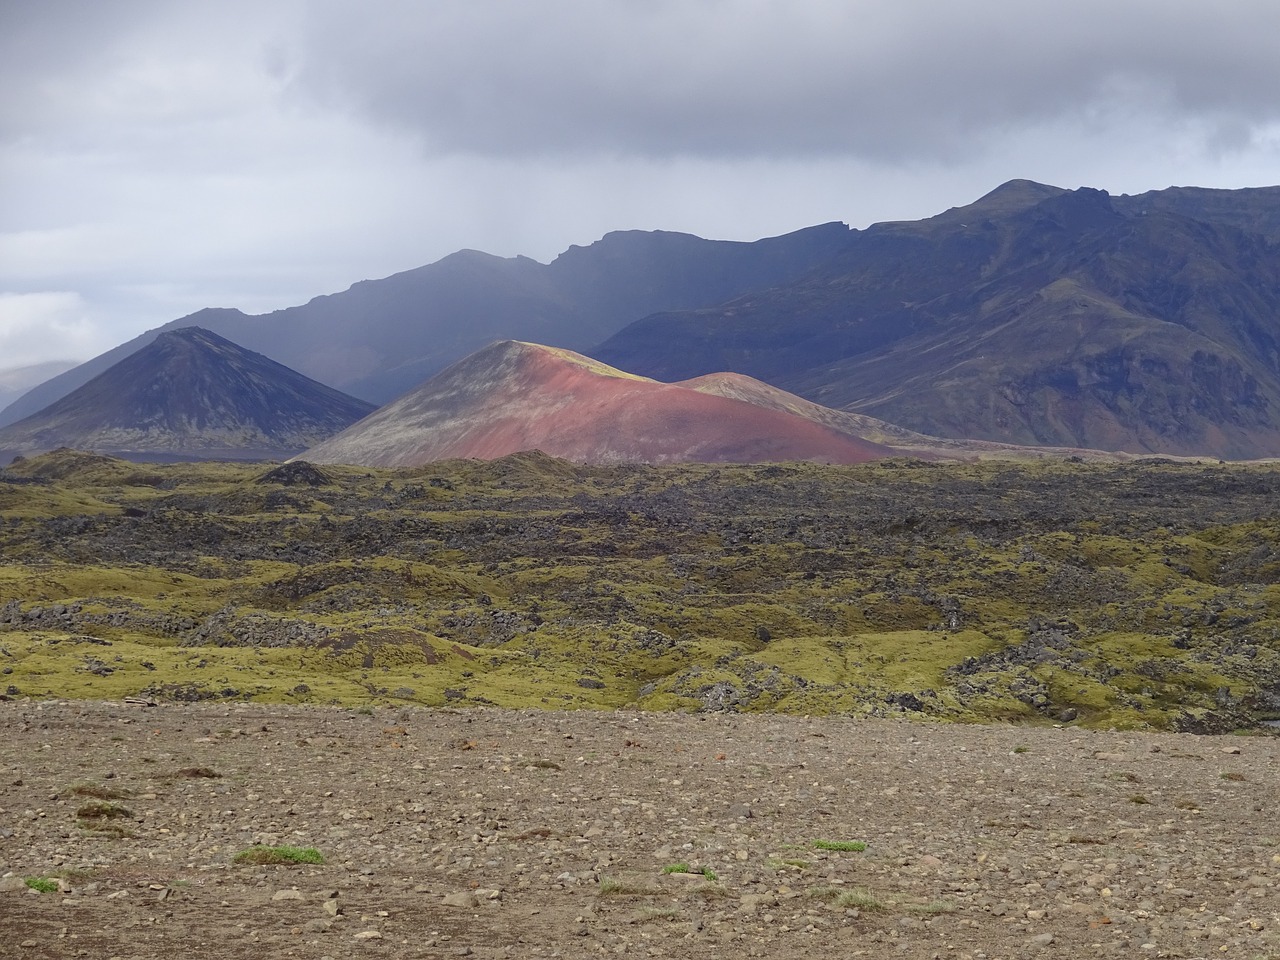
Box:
2;0;1279;372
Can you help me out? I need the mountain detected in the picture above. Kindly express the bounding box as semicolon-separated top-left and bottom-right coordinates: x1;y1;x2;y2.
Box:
595;180;1280;459
11;179;1280;459
0;360;78;413
300;340;897;467
0;327;376;460
0;224;852;426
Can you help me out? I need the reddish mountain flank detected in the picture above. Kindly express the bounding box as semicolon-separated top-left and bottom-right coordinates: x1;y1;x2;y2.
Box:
301;341;896;467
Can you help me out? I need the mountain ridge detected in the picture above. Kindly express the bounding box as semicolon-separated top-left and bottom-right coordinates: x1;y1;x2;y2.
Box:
595;182;1280;458
0;223;853;426
0;327;376;460
9;179;1280;458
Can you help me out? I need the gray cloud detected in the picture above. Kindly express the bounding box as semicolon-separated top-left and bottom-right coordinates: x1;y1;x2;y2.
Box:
293;0;1280;161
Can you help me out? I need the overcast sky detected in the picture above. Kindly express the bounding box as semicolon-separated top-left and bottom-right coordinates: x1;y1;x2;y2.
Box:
3;0;1279;370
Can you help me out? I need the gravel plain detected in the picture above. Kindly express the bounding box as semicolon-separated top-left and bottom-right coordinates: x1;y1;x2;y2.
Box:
1;699;1278;959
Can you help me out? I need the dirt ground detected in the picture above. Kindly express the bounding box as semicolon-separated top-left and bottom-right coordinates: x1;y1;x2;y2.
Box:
1;699;1277;959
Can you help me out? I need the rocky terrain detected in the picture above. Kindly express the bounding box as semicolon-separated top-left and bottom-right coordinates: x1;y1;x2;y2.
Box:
3;449;1280;730
1;698;1277;960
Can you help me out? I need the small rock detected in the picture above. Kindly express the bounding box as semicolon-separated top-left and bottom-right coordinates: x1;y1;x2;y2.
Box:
272;889;305;901
443;891;479;908
0;877;28;893
1030;933;1055;947
353;930;383;940
322;898;341;916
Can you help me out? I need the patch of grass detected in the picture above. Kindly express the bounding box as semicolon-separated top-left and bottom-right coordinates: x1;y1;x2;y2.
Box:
1220;771;1246;782
232;844;324;866
24;877;58;893
661;862;717;881
1128;794;1151;805
526;759;562;770
1012;745;1029;754
812;839;867;852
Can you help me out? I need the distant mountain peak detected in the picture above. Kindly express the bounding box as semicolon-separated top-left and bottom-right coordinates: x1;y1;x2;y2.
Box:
0;325;375;460
975;178;1066;206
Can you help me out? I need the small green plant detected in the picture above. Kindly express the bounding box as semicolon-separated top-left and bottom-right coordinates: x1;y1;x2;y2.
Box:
24;877;58;893
661;862;717;880
233;845;324;866
1128;794;1150;805
1012;745;1029;754
1220;771;1246;782
812;839;867;852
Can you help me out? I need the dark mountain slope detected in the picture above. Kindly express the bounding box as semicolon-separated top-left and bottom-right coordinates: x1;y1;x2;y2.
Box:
596;183;1280;458
0;224;852;426
0;327;376;459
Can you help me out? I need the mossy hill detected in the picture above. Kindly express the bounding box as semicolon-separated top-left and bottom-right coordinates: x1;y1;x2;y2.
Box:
2;448;1278;731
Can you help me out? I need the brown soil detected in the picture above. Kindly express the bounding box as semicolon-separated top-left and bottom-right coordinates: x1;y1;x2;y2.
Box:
2;700;1277;959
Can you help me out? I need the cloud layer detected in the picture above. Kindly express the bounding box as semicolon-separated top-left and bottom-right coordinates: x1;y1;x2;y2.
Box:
296;0;1280;160
2;1;1278;371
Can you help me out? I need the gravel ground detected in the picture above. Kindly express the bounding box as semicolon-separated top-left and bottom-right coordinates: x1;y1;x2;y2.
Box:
1;699;1277;959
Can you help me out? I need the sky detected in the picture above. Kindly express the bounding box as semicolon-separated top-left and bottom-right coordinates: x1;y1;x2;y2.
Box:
3;0;1280;371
